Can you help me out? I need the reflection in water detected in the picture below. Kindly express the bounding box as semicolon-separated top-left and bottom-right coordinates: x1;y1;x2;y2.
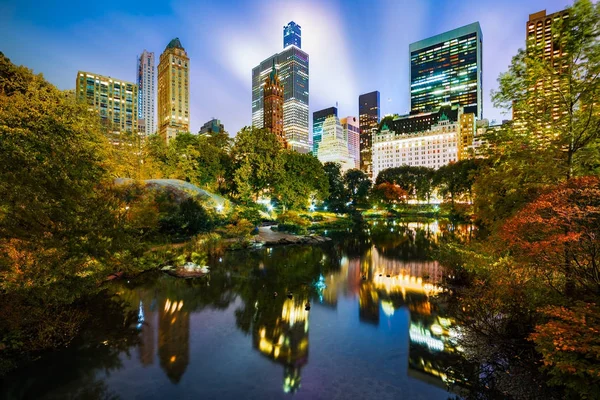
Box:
1;219;475;399
253;297;310;393
158;297;190;383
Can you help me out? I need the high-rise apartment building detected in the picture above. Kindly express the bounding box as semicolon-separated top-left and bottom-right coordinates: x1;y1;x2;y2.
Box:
358;91;380;178
341;116;360;169
409;22;483;119
527;9;569;62
516;9;569;122
252;21;310;153
137;50;155;137
157;38;190;143
317;115;354;172
283;21;301;49
312;107;337;155
76;71;137;133
263;60;286;146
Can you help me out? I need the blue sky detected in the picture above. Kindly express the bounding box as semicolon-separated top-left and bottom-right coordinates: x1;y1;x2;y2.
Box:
1;0;569;136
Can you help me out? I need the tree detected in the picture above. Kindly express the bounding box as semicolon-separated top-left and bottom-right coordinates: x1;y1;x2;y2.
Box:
0;53;143;301
323;162;349;212
274;151;329;211
481;0;600;226
230;127;284;202
375;166;417;196
343;169;371;206
434;159;479;205
501;176;600;298
531;302;600;399
371;183;407;206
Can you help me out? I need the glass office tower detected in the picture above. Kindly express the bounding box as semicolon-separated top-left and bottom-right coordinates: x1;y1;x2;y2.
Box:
409;22;482;119
312;106;337;155
252;22;309;153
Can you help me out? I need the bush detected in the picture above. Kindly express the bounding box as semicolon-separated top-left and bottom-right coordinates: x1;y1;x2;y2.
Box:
159;198;214;238
231;205;262;226
216;218;254;240
276;211;310;235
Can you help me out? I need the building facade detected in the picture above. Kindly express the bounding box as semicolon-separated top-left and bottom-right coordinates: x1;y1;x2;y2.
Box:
76;71;137;133
283;21;301;49
252;21;310;153
409;22;483;119
515;9;569;122
158;38;190;143
199;118;225;135
317;115;354;172
137;50;155;136
263;60;286;146
358;91;380;178
312;106;337;155
341;116;360;169
372;106;476;179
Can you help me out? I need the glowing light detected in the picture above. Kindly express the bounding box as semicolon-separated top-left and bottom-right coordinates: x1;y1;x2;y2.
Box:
170;356;177;363
431;323;444;336
381;300;395;317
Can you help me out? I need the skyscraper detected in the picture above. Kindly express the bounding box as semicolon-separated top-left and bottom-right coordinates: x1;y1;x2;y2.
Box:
409;22;483;119
517;9;569;122
317;115;354;172
341;116;360;169
137;50;155;137
527;9;568;61
76;71;137;133
358;91;380;178
252;22;310;153
283;21;301;49
199;118;225;135
263;60;286;146
312;106;337;155
158;38;190;143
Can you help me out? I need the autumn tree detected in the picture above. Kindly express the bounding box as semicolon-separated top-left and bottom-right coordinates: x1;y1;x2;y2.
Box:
371;182;408;206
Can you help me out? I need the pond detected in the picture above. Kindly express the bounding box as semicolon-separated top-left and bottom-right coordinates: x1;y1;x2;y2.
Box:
0;219;475;400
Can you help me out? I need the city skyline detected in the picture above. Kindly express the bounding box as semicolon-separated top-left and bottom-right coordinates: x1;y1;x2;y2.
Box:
0;0;568;136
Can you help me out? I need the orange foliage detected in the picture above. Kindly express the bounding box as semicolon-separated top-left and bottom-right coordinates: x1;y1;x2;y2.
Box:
501;177;600;295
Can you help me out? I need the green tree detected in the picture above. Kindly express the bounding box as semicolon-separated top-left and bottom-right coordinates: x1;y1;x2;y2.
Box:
343;169;371;206
230;127;284;202
274;151;329;211
323;162;349;212
433;159;479;205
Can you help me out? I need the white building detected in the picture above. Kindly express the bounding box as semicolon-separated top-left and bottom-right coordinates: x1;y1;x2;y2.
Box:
318;115;355;172
341;116;360;169
372;114;460;180
136;50;155;137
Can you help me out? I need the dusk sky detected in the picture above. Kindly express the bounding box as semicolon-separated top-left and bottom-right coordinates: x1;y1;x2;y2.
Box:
1;0;569;136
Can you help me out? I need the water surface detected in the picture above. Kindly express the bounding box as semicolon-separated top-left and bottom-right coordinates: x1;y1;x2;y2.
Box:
1;220;473;400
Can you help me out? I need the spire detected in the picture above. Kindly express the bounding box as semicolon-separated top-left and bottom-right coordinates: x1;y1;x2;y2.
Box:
269;59;277;81
165;38;184;51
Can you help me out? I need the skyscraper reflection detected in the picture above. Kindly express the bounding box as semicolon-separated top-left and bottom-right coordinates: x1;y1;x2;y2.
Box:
252;296;310;393
158;298;190;383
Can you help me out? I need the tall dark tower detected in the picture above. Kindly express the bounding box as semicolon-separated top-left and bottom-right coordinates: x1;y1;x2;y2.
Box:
358;91;380;178
283;21;301;49
409;23;482;119
263;60;286;147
